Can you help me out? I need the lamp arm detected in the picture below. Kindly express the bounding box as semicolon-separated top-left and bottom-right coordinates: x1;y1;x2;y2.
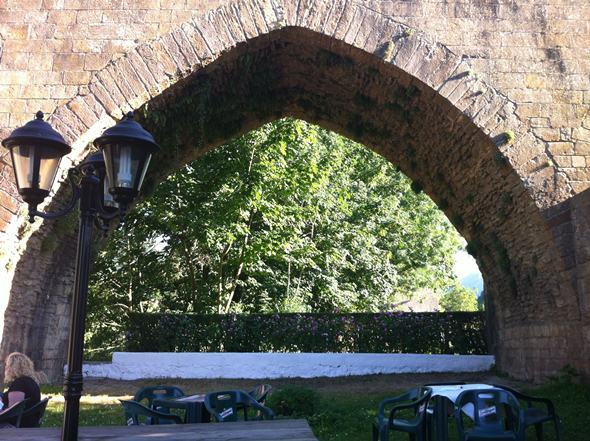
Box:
28;169;81;222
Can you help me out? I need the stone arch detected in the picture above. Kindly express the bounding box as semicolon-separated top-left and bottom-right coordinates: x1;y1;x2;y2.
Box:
1;0;586;382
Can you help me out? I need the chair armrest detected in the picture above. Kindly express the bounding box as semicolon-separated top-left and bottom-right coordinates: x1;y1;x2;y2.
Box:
493;385;556;414
387;401;424;427
377;397;400;419
247;400;275;419
0;399;28;427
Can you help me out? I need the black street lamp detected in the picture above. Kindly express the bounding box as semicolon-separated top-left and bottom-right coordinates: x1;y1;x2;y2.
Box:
2;111;159;441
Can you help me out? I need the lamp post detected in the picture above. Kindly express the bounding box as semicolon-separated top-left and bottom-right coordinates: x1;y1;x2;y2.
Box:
2;111;159;441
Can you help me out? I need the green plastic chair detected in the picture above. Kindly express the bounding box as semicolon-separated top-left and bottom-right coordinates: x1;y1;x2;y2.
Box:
133;385;185;408
455;388;525;441
372;386;432;441
0;399;28;428
131;385;185;424
20;397;50;427
493;384;561;441
120;399;183;425
204;390;274;422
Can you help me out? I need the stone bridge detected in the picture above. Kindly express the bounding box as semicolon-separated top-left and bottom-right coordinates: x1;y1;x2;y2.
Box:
0;0;589;382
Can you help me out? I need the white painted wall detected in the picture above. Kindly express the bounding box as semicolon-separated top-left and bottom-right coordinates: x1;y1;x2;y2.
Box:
80;352;494;380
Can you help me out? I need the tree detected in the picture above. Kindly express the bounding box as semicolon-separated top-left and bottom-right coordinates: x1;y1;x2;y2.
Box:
440;283;479;311
86;118;464;358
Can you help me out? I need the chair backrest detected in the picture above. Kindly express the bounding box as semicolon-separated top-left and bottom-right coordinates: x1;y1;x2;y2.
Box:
205;391;240;422
0;399;28;428
384;386;432;426
120;399;183;425
455;388;524;440
133;386;184;407
205;390;274;422
20;397;50;428
248;384;272;404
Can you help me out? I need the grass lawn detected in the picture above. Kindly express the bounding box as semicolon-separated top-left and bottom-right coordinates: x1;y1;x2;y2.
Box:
39;374;589;441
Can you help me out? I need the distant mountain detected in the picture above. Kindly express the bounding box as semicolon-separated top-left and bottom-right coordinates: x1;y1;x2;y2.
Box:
460;272;484;296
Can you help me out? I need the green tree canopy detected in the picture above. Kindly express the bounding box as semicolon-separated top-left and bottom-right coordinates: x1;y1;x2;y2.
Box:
86;118;466;357
440;283;479;312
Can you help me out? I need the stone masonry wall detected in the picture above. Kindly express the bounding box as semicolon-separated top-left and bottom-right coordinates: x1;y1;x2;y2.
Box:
0;0;589;381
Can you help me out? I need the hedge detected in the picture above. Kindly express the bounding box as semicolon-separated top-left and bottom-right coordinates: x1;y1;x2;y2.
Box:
126;312;488;354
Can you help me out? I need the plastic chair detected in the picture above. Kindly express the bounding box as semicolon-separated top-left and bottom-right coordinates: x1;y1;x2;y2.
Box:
133;385;185;408
493;384;562;441
120;399;183;425
241;384;272;419
0;399;28;428
204;390;274;422
20;397;50;428
372;386;432;441
249;384;272;404
455;388;525;441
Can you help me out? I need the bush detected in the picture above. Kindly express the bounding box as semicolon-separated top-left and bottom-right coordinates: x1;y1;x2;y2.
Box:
125;312;488;355
266;386;319;417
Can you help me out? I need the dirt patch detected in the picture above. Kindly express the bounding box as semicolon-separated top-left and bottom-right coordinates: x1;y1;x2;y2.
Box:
82;372;529;397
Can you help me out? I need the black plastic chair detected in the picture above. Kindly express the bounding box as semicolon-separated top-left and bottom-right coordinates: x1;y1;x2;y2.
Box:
0;399;28;428
493;384;562;441
20;397;50;428
372;386;432;441
204;390;274;422
120;399;183;425
455;388;525;441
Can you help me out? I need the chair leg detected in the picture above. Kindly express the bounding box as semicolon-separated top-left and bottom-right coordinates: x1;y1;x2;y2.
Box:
534;423;543;441
372;423;379;441
554;417;563;441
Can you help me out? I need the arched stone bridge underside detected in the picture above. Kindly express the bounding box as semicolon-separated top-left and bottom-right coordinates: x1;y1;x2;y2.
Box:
1;0;589;381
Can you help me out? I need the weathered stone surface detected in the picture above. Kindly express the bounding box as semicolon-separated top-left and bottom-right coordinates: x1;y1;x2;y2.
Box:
0;0;588;384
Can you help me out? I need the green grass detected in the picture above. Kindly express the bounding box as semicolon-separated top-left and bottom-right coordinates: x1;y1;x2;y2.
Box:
40;381;589;441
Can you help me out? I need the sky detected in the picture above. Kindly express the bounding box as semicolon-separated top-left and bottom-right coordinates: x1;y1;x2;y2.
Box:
454;249;484;295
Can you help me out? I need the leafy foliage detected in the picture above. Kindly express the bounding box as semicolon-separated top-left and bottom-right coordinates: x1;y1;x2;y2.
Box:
440;283;479;312
125;312;488;355
86;119;464;359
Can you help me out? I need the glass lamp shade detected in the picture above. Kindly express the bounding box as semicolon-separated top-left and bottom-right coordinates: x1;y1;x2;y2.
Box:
94;112;159;205
1;111;71;206
103;178;118;208
82;152;117;209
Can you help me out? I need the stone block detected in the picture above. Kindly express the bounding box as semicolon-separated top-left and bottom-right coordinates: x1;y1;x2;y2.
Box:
67;95;97;128
547;141;574;156
62;71;91;85
117;57;150;100
52;53;85;72
84;54;111;71
160;33;190;74
95;68;132;113
552;155;572;167
573;127;590;142
572;156;586;168
180;22;213;63
126;50;160;96
533;127;560;142
170;28;200;69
